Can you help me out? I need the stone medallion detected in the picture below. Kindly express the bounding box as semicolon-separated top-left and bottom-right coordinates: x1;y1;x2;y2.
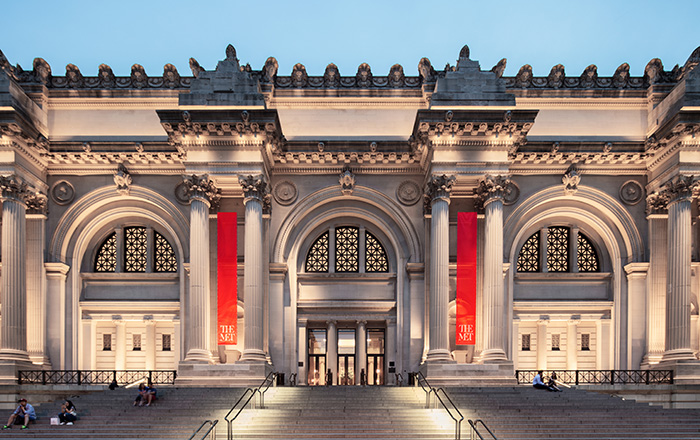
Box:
50;180;75;205
619;180;644;205
396;181;421;206
174;181;190;205
503;181;520;206
273;181;298;206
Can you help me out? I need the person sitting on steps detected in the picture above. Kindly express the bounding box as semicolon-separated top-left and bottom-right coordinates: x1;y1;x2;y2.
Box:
532;370;556;391
2;398;36;429
58;400;77;425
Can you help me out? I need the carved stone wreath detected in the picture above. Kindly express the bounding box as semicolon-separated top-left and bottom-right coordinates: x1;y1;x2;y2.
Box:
503;180;520;206
174;181;190;205
396;181;421;206
51;180;75;206
619;180;644;205
273;181;298;206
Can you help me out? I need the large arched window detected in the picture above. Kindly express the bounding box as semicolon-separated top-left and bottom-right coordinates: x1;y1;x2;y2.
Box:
305;226;389;273
94;226;178;273
516;226;599;273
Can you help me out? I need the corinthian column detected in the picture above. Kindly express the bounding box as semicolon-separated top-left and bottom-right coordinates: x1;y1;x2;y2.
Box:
425;175;455;363
26;192;49;365
239;174;268;363
0;175;32;363
644;192;668;366
476;175;510;363
183;175;220;363
662;176;697;362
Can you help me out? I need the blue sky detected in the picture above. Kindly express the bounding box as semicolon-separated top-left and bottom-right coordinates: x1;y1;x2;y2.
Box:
1;0;698;78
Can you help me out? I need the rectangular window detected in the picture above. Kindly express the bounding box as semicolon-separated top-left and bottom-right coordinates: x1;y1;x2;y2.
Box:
102;334;112;351
162;334;171;352
581;333;590;351
132;334;142;351
521;334;530;351
551;334;560;351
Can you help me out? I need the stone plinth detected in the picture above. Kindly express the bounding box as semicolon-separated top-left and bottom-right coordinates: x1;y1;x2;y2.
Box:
657;359;700;385
419;361;516;386
175;362;273;387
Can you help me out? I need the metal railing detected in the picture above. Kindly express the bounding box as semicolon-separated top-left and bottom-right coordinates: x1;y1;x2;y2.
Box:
225;372;277;440
187;420;218;440
415;371;464;440
468;419;497;440
515;369;673;385
18;370;177;385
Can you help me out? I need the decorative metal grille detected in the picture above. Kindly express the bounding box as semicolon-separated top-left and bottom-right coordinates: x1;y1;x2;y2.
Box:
365;232;388;272
546;227;569;272
551;334;560;351
581;333;590;351
335;227;359;272
102;334;112;351
162;334;171;351
132;334;141;351
515;369;673;385
521;334;531;351
577;233;599;272
124;227;147;272
154;232;177;272
95;233;117;272
516;232;540;272
305;231;329;272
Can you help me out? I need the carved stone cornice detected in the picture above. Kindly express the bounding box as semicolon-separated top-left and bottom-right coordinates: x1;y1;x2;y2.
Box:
646;191;669;215
183;174;221;208
0;174;31;204
661;175;699;204
25;191;48;215
239;174;269;206
474;175;511;212
425;174;455;207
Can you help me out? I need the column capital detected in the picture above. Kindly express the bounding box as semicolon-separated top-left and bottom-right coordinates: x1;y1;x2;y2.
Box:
239;174;270;206
183;174;221;208
25;191;48;215
0;174;31;204
646;191;669;215
474;174;511;212
424;174;455;213
661;175;699;205
326;320;337;327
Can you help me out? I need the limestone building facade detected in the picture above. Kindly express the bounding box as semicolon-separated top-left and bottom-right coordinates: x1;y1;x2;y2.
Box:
1;44;700;385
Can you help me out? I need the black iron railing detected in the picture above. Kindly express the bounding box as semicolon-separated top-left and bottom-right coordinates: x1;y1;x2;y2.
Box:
416;371;464;440
515;369;673;385
18;370;177;385
187;420;218;440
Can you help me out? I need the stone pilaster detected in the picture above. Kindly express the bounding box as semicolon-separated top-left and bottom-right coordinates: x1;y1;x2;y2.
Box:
567;318;579;370
425;175;455;363
356;320;367;385
114;318;126;370
183;174;220;363
536;318;548;370
145;318;156;371
475;175;510;363
25;192;49;365
644;192;668;366
239;174;268;363
662;176;697;362
0;175;32;364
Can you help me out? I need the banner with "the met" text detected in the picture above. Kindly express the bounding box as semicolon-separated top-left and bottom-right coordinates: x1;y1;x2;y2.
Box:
456;212;477;345
217;212;237;345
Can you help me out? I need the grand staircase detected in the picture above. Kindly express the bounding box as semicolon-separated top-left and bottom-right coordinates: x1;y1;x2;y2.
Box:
1;385;700;439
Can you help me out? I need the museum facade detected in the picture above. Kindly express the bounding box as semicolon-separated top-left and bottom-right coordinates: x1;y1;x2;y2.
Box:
1;44;700;385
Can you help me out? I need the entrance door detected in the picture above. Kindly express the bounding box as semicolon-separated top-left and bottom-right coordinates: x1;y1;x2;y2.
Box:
308;329;327;386
337;329;356;385
367;329;385;385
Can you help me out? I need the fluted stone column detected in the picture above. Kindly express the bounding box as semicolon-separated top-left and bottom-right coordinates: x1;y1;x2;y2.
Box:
425;175;455;363
26;193;49;365
476;175;510;363
645;192;668;366
356;320;367;385
327;320;337;385
239;174;268;363
662;176;697;362
0;175;32;363
183;175;220;363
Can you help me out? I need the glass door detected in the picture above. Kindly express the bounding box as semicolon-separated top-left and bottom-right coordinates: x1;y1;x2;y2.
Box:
367;329;385;385
307;329;327;386
337;329;356;385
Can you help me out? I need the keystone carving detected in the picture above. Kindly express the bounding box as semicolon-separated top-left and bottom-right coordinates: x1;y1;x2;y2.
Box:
562;165;581;196
339;166;356;196
113;163;132;196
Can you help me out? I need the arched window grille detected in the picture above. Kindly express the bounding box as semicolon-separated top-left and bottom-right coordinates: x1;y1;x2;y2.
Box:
94;227;178;273
305;227;389;273
516;226;599;273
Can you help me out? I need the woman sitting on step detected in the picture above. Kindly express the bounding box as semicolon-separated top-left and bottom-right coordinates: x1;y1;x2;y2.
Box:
58;400;77;425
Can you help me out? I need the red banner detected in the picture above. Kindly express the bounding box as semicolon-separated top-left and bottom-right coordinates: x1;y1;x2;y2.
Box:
457;212;477;345
217;212;237;345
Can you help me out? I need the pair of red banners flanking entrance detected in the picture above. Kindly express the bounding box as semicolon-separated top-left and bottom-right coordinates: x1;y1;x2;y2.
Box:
215;211;478;347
